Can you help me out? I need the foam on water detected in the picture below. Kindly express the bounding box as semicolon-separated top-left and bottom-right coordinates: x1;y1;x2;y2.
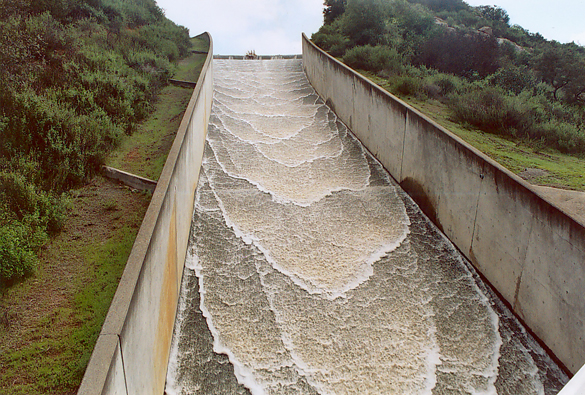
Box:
165;59;568;395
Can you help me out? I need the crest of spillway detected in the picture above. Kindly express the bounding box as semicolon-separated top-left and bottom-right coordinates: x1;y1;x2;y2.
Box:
166;60;567;395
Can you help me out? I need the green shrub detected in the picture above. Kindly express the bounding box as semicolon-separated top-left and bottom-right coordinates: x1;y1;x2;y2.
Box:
422;72;469;99
488;66;537;95
533;121;585;154
0;0;191;285
343;45;404;74
448;87;535;136
312;22;350;57
0;171;69;235
449;88;585;153
0;222;37;283
391;75;424;97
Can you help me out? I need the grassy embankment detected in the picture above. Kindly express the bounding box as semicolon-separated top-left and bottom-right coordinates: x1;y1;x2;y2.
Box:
108;35;209;179
362;72;585;192
0;36;208;395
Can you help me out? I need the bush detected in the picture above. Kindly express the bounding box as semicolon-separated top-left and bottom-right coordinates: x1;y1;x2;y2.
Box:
488;66;537;95
533;121;585;154
312;21;350;57
343;45;404;74
342;0;386;47
391;75;424;96
0;171;68;235
448;88;585;153
0;169;69;284
0;222;37;284
415;29;501;78
422;72;469;98
448;87;535;136
0;0;191;288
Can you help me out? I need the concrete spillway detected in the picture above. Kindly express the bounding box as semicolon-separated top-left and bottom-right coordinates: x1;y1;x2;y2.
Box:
165;59;568;394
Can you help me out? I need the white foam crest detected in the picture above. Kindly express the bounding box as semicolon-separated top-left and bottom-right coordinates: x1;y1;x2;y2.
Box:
190;248;269;395
213;111;284;144
215;91;312;112
403;192;504;394
213;101;318;139
206;122;371;206
422;322;442;394
164;253;195;395
209;178;410;298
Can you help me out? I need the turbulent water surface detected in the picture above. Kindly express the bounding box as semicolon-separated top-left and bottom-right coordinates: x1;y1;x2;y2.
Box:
165;59;568;395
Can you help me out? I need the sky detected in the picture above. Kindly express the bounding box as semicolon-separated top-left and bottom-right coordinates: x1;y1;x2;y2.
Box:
156;0;585;55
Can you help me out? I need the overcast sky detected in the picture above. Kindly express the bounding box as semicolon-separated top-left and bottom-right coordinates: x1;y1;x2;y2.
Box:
156;0;585;55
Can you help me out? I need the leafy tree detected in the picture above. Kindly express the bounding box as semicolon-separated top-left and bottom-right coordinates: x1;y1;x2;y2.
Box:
416;30;501;78
312;21;350;57
407;0;468;12
533;43;585;102
324;0;346;25
389;0;435;56
478;5;510;25
341;0;386;46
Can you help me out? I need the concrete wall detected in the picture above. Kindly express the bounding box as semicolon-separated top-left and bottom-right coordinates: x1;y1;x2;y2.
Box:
102;166;157;193
77;33;214;395
302;34;585;375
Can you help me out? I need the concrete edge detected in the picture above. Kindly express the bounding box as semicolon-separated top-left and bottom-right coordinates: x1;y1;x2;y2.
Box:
102;166;157;193
77;32;214;394
168;79;197;89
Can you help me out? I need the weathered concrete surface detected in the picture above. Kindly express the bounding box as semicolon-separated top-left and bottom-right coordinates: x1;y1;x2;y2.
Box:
102;166;157;193
169;79;197;89
77;33;213;395
302;33;585;375
532;186;585;224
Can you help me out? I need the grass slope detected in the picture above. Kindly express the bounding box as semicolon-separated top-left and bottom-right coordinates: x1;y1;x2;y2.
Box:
363;72;585;192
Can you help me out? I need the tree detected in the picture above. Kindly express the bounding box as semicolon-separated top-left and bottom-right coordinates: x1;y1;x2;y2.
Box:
533;43;585;102
477;5;510;25
342;0;386;47
324;0;346;25
415;30;501;78
408;0;468;12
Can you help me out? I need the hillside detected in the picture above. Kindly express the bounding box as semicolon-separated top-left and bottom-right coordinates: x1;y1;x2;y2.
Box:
0;0;190;286
0;20;208;395
312;0;585;191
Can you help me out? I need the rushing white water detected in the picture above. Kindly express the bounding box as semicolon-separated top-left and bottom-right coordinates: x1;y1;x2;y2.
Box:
165;59;568;395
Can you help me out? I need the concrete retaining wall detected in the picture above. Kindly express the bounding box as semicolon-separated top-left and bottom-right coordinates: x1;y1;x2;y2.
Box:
102;166;157;193
302;33;585;375
78;33;214;395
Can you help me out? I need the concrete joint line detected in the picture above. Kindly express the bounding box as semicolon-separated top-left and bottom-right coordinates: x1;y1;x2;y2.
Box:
512;215;535;310
398;111;408;182
469;166;485;256
117;334;130;395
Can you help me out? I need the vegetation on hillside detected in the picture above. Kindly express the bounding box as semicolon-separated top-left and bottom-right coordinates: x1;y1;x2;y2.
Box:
0;0;191;285
312;0;585;159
